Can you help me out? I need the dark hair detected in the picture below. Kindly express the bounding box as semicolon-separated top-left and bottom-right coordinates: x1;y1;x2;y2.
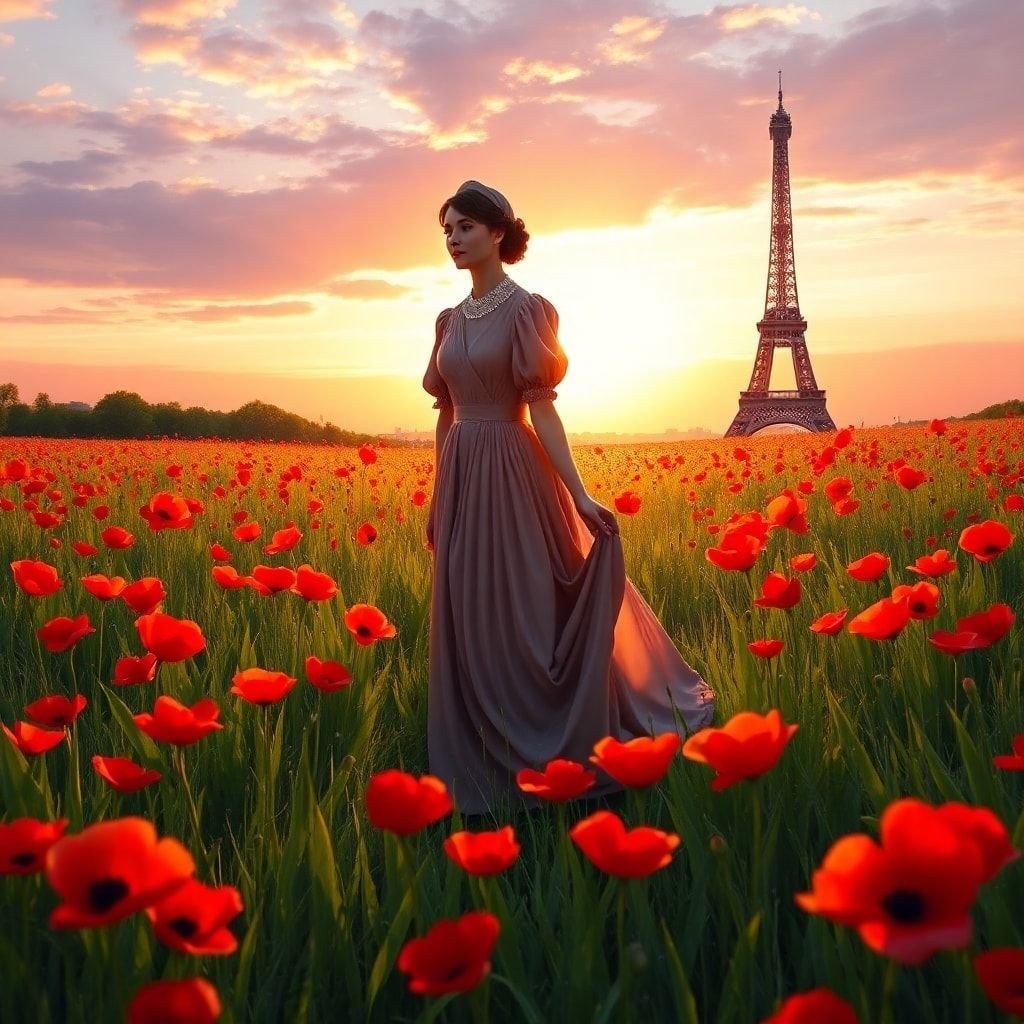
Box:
439;188;530;264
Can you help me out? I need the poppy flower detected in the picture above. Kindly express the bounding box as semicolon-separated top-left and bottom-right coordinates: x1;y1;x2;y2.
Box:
112;652;159;686
705;534;764;572
614;491;642;515
516;759;597;801
305;656;353;693
589;732;681;788
823;477;854;502
250;565;296;594
682;709;797;791
365;769;453;835
810;609;848;636
91;755;162;793
993;734;1024;771
139;492;194;532
760;988;859;1024
957;603;1014;646
291;564;338;602
133;696;223;746
232;521;262;542
24;694;87;728
356;522;378;545
747;638;784;659
443;826;521;875
973;949;1024;1016
935;802;1019;882
765;489;808;534
44;816;195;929
212;565;251;591
10;559;63;596
890;582;940;620
81;574;127;601
928;631;986;657
4;720;67;756
145;878;244;955
100;526;135;549
847;596;911;641
894;466;927;489
789;553;817;572
36;614;95;653
0;817;69;875
121;578;166;615
568;809;681;878
846;552;889;582
794;798;1015;964
832;497;861;516
135;611;206;662
958;520;1013;563
127;978;222;1024
344;603;398;646
263;523;302;554
753;572;802;610
230;667;298;706
906;549;957;577
210;543;231;561
396;910;500;996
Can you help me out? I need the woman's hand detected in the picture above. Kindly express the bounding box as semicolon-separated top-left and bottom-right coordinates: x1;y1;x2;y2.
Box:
574;493;619;538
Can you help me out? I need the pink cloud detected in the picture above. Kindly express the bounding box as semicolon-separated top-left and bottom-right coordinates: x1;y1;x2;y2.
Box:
0;0;56;23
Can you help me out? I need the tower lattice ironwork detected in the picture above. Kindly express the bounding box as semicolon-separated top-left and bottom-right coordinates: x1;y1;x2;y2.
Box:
725;72;836;437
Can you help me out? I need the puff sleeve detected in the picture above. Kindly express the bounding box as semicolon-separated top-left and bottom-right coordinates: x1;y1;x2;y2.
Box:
512;293;568;403
423;307;454;409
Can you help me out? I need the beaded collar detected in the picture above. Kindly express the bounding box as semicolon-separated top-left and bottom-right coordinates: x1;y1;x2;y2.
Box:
461;274;517;318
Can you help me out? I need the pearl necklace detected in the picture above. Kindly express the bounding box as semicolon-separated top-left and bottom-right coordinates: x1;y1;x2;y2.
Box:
462;274;516;318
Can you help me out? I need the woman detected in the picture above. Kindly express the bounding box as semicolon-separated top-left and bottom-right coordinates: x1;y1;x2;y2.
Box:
423;179;716;817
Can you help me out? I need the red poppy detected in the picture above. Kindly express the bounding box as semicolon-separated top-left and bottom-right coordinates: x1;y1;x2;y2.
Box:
823;477;854;502
356;522;378;545
568;809;681;878
516;759;597;801
365;769;453;834
705;534;764;572
127;979;222;1024
760;988;859;1024
614;491;642;515
344;603;398;646
232;521;262;542
832;497;861;516
250;565;296;594
993;734;1024;771
747;638;784;659
263;523;302;554
958;520;1013;563
305;655;353;693
906;549;957;577
846;552;889;582
10;559;63;596
45;816;195;929
973;948;1024;1016
212;565;251;591
957;603;1014;646
91;755;162;793
810;609;848;635
81;574;127;601
135;611;206;662
789;552;817;572
682;709;797;790
121;577;166;615
24;694;87;728
139;492;194;532
133;696;223;746
765;489;808;534
291;564;338;602
847;596;911;641
929;631;986;657
935;802;1019;882
210;543;231;561
36;614;95;653
112;652;159;685
753;572;802;610
890;581;940;620
145;878;244;955
396;910;500;996
230;667;298;705
894;466;927;489
443;825;521;875
589;732;681;788
4;720;67;756
100;526;135;549
0;817;68;875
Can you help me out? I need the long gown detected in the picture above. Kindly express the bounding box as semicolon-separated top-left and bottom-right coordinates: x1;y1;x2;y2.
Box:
422;281;716;816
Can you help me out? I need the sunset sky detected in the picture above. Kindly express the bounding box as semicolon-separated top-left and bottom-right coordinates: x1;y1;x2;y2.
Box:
1;0;1021;436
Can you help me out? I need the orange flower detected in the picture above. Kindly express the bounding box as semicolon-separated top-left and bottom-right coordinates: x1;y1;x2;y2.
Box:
305;655;353;693
45;816;195;929
127;979;222;1024
81;574;127;601
823;477;854;502
36;614;95;653
993;734;1024;771
291;564;338;602
112;652;159;686
683;709;797;791
847;596;911;641
365;769;453;835
344;603;398;646
753;571;802;610
810;609;848;636
4;720;67;756
443;826;521;875
568;809;681;878
24;694;87;728
10;559;62;596
956;603;1014;646
91;755;162;793
0;817;68;875
846;552;889;582
906;548;957;577
139;492;194;532
230;667;298;706
133;696;223;746
516;759;597;801
958;519;1013;562
135;611;206;662
765;489;808;533
589;732;681;788
788;552;817;572
890;581;940;620
973;949;1024;1017
146;878;244;955
396;910;500;996
761;988;858;1024
747;638;784;659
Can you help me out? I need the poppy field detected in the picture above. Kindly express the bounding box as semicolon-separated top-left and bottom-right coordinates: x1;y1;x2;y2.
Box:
1;416;1022;1023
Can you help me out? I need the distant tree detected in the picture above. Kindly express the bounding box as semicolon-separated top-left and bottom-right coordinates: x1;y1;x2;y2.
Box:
0;383;19;433
91;391;157;438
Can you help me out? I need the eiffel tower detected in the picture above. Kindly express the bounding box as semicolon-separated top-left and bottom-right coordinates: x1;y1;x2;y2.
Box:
725;72;836;437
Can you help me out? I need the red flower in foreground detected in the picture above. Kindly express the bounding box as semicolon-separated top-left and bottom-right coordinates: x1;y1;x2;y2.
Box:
0;817;69;875
112;652;159;686
747;638;784;659
957;603;1015;646
765;489;808;534
516;759;597;801
890;581;940;620
993;734;1024;771
683;709;798;791
305;655;353;693
91;755;162;793
847;596;911;641
10;559;62;596
133;696;223;747
906;549;957;578
36;614;95;653
24;693;87;728
788;552;817;572
365;769;453;835
569;809;681;878
795;798;1017;964
139;491;194;532
127;979;222;1024
135;611;206;663
753;571;802;610
958;519;1013;563
589;732;681;788
45;817;195;929
810;609;848;636
846;552;889;582
443;826;521;875
81;574;127;601
761;988;859;1024
929;630;986;657
4;720;66;756
396;910;500;996
344;603;398;646
291;563;338;601
146;878;244;955
706;534;764;572
230;667;298;706
973;948;1024;1017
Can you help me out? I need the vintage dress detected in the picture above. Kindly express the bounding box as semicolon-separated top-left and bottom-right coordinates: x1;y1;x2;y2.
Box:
423;283;716;815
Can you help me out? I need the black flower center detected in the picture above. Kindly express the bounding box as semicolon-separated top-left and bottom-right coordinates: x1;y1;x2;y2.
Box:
11;851;36;867
357;625;371;636
88;876;130;913
881;888;927;923
169;916;198;938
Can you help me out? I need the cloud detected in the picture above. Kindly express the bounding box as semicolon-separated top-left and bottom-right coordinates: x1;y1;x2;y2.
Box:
36;81;72;97
718;4;822;32
154;300;316;321
15;148;125;185
0;0;55;23
117;0;237;30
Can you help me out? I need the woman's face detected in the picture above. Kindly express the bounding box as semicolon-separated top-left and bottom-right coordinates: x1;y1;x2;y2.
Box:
442;206;502;267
